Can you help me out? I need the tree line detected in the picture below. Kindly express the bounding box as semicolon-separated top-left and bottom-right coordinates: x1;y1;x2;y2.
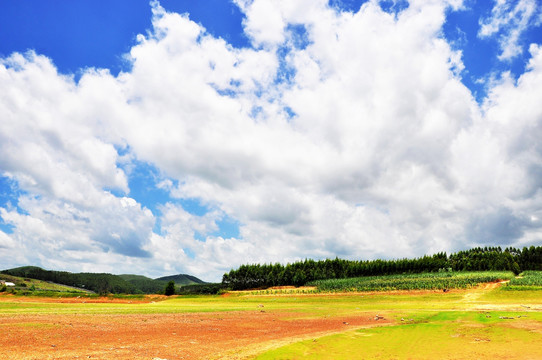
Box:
3;246;541;294
222;246;542;290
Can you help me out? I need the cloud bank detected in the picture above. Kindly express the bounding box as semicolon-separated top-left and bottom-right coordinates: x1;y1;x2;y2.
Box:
1;0;541;281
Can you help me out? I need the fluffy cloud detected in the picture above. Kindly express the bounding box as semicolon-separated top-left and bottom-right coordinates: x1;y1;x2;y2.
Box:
1;0;542;281
478;0;541;60
450;43;542;246
0;193;155;270
0;229;16;249
0;53;128;205
0;52;152;273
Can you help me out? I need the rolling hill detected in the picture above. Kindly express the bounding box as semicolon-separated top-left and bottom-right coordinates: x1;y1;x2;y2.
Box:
118;274;168;293
1;266;138;294
1;266;205;294
155;274;206;286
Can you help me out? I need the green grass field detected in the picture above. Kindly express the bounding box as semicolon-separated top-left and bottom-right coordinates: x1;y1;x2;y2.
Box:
255;309;542;360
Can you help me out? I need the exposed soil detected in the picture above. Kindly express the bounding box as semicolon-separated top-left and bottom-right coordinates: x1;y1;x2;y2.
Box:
0;304;387;360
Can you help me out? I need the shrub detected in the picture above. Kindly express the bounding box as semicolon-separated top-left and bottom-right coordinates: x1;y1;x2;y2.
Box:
164;281;176;296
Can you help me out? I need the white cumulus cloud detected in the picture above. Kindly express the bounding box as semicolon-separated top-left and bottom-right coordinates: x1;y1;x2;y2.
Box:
478;0;541;61
1;0;542;281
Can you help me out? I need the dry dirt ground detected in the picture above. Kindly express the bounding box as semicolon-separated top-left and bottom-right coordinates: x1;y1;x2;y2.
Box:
0;297;388;360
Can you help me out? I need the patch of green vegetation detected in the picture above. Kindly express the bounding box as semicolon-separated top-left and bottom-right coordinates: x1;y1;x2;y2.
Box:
177;283;224;295
504;271;542;290
0;291;456;317
0;273;89;293
256;312;542;360
308;271;513;292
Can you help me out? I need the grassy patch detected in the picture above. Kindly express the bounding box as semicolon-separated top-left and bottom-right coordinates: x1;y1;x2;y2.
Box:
256;311;542;360
0;290;466;317
0;273;90;293
480;287;542;303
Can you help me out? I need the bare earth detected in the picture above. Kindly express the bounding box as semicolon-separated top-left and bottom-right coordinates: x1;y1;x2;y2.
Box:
0;298;387;360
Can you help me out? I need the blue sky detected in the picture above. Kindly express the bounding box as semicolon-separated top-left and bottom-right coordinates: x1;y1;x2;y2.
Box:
1;0;541;280
0;0;249;75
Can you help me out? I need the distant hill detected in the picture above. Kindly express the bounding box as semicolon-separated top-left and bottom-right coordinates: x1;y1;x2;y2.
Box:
1;266;206;294
155;274;206;286
1;266;138;294
118;274;167;294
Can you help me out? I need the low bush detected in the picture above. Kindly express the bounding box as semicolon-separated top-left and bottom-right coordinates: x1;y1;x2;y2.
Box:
178;283;225;295
308;271;513;292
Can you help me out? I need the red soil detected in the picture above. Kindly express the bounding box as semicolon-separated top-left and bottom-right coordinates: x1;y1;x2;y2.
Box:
0;297;387;360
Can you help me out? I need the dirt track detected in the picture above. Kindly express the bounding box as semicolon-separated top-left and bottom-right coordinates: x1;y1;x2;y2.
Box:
0;304;387;360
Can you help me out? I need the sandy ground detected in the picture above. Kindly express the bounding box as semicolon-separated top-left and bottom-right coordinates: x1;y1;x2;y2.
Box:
0;302;388;360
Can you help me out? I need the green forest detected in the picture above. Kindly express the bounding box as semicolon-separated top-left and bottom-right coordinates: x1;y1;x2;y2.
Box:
223;246;542;290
